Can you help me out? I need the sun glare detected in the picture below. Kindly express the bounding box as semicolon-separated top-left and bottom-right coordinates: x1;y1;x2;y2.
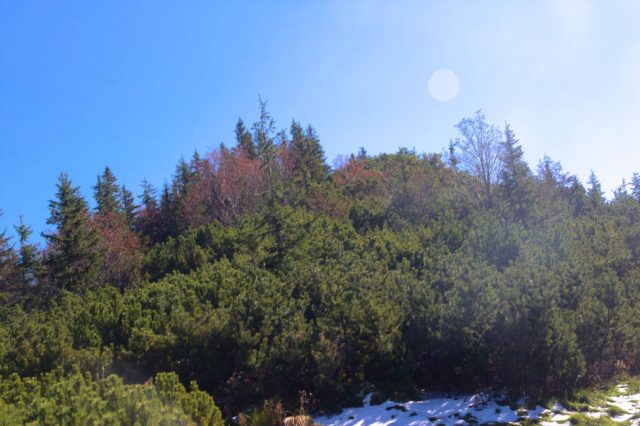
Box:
428;69;460;102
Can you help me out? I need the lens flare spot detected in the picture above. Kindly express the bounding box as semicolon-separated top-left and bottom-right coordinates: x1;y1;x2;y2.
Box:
428;69;460;102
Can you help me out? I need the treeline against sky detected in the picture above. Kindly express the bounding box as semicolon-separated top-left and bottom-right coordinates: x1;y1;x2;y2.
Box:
2;104;640;421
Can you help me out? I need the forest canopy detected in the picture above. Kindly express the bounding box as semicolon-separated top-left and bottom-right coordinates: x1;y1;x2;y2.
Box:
2;107;640;422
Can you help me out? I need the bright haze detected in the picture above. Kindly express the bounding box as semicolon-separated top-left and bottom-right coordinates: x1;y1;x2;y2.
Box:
1;1;639;240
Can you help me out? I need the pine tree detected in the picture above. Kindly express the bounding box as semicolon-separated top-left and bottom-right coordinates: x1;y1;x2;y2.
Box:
499;124;533;221
447;140;459;168
235;118;256;159
613;179;630;201
587;171;605;211
545;310;585;391
137;179;160;240
140;179;158;212
252;99;289;267
631;173;640;202
94;166;120;215
158;183;178;240
171;158;197;234
120;185;137;229
289;121;329;194
173;158;194;199
357;147;368;160
536;155;564;185
253;98;281;207
44;173;99;292
0;210;19;293
14;216;41;285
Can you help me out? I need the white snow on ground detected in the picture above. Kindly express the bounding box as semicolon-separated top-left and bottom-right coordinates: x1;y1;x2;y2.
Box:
315;393;544;426
314;383;640;425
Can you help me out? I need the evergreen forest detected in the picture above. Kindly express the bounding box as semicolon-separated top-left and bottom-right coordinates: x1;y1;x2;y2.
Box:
2;106;640;423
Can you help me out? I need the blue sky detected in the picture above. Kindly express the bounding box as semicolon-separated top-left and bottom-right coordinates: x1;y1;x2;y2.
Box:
1;1;640;242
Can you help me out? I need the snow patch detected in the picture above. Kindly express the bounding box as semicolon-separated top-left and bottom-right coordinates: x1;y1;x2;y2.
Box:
315;383;640;425
315;393;542;426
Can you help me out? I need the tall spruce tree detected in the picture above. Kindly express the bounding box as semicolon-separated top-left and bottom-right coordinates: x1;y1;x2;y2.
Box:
140;179;158;212
158;183;178;240
120;185;137;229
173;158;193;200
613;179;630;201
94;166;120;215
252;99;288;267
137;179;160;240
587;171;605;211
14;216;41;285
0;210;19;293
499;124;533;221
631;173;640;202
289;121;329;194
235;118;256;159
253;98;281;207
0;210;11;266
44;173;99;292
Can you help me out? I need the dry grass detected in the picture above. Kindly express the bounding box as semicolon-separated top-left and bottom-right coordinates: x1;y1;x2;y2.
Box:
283;415;315;426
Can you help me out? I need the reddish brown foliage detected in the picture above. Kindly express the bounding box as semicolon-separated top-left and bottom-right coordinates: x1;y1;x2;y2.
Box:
333;157;385;199
180;156;220;229
92;213;143;289
210;146;267;224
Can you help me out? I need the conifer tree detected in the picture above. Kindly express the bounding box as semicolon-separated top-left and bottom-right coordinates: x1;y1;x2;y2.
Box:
120;185;137;229
252;99;289;267
140;179;158;212
545;310;586;390
253;98;281;207
0;210;19;292
0;211;11;263
94;166;120;215
172;157;199;233
44;173;99;292
357;147;368;160
537;155;564;185
587;171;605;210
235;118;256;159
137;179;160;240
289;121;329;194
631;173;640;202
173;158;194;200
613;179;630;201
499;124;533;221
14;216;41;285
158;183;178;240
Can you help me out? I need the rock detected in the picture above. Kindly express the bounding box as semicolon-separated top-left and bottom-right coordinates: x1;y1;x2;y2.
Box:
385;404;407;412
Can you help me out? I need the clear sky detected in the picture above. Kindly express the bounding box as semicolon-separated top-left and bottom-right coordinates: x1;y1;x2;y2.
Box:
1;0;639;242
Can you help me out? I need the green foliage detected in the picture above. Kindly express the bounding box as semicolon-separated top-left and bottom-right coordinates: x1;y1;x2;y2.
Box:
120;185;138;229
545;309;586;391
499;124;534;222
0;210;20;296
569;413;622;425
236;118;256;160
14;216;41;286
44;173;100;292
5;109;640;417
94;166;121;216
0;369;222;425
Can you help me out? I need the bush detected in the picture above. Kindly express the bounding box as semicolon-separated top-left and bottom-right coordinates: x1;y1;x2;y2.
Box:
0;369;222;425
